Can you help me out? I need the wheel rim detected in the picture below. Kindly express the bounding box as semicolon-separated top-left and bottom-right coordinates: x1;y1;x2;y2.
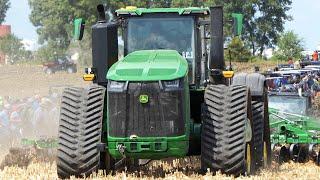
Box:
263;141;268;167
246;143;251;174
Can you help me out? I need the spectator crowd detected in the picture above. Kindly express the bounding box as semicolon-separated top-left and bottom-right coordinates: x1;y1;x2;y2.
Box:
0;93;60;149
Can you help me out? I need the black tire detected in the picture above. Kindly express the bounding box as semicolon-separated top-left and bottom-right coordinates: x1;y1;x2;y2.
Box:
232;73;270;171
57;85;109;178
262;91;272;167
201;84;255;176
251;100;264;169
248;90;271;170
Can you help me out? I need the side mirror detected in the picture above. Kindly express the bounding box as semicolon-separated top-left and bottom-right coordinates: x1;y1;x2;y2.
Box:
231;13;243;36
74;18;85;40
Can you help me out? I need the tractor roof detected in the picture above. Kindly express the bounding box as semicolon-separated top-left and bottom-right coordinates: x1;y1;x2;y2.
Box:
116;6;209;16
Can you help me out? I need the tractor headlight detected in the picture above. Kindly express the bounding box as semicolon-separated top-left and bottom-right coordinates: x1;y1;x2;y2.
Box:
161;78;184;90
108;80;127;92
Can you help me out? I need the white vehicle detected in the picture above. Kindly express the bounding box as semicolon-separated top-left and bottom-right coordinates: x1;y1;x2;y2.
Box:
304;65;320;69
279;67;294;71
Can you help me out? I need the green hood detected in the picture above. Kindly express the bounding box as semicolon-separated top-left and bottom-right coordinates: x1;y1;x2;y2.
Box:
107;50;188;81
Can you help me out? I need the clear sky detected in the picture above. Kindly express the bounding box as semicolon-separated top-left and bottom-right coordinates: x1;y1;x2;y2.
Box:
284;0;320;50
4;0;38;50
3;0;320;50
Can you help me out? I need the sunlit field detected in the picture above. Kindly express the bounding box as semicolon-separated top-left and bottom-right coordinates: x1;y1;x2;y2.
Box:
2;62;318;180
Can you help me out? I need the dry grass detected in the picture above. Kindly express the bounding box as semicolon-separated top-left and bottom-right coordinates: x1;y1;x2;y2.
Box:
1;159;320;180
0;61;279;98
0;64;89;98
232;61;278;73
1;62;302;180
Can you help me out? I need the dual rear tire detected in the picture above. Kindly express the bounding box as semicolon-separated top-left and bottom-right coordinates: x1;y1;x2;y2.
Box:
201;83;270;176
201;84;254;176
251;92;272;169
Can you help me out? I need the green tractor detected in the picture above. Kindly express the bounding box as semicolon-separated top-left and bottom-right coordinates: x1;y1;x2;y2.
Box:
57;5;270;178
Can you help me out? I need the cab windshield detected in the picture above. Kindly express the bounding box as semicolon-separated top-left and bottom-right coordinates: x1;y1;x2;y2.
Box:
126;16;195;82
127;17;194;56
269;96;308;115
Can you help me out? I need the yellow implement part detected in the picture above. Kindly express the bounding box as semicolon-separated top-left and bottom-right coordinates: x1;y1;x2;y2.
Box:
263;141;268;168
246;143;251;174
222;71;234;78
123;6;137;10
83;74;95;81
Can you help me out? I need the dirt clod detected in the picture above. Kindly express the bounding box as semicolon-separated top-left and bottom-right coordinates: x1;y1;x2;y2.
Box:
0;147;56;170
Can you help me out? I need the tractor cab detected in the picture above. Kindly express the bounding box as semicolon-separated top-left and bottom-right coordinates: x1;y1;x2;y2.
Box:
116;7;209;85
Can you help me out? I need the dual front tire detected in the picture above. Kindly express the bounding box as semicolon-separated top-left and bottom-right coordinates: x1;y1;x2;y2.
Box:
57;85;113;178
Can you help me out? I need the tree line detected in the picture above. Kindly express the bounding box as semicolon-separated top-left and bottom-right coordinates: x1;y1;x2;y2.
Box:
0;0;305;64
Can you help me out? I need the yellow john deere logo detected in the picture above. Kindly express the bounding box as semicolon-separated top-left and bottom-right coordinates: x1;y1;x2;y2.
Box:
139;95;149;104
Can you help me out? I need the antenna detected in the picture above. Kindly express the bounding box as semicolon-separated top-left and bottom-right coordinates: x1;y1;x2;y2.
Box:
228;49;232;71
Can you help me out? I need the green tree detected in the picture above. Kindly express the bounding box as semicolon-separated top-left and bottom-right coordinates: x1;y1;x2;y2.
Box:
0;34;28;63
29;0;293;63
0;0;10;24
250;0;292;56
171;0;195;7
274;31;304;60
28;0;73;50
34;41;66;62
211;0;292;56
29;0;103;62
226;37;251;62
166;0;293;57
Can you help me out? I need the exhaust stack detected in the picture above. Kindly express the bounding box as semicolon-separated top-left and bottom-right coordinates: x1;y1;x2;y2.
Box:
209;6;225;84
97;4;106;22
91;5;118;86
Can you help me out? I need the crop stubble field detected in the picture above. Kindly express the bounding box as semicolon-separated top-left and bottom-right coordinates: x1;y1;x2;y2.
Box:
2;62;319;180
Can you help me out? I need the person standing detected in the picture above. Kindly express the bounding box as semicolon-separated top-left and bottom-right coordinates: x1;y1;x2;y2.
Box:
294;60;300;69
312;50;319;61
288;57;293;65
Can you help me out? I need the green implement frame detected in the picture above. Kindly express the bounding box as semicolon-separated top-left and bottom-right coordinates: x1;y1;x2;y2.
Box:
21;138;58;149
269;108;320;164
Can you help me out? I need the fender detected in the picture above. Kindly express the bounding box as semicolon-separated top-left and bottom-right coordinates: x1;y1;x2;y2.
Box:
233;73;266;96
